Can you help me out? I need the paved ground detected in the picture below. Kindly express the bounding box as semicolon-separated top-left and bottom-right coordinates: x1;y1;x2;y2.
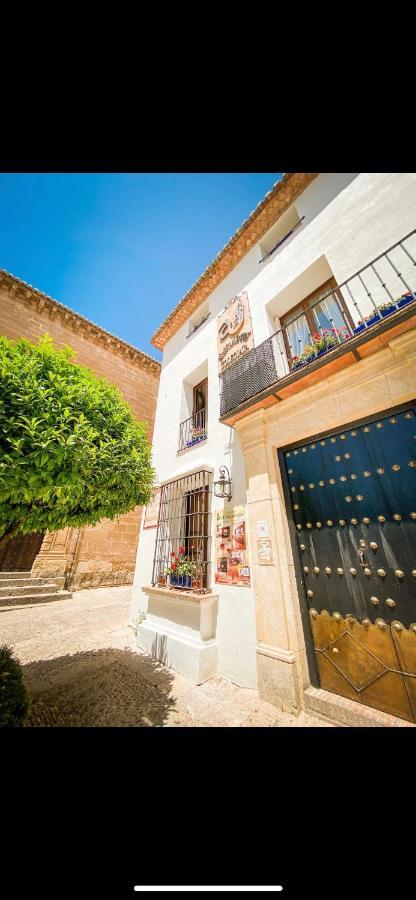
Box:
0;586;334;727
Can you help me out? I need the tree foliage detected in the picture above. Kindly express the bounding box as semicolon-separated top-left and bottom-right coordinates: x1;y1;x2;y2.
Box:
0;644;28;727
0;335;154;545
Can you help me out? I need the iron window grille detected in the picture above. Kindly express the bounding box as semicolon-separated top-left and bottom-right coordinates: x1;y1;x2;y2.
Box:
151;469;212;593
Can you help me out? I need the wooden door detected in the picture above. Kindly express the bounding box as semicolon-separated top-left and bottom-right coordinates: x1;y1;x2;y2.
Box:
282;405;416;723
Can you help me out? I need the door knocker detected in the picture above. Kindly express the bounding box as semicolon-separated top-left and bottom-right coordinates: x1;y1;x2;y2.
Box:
357;547;366;567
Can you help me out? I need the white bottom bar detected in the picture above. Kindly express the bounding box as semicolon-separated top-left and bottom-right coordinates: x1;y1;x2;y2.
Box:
134;888;283;893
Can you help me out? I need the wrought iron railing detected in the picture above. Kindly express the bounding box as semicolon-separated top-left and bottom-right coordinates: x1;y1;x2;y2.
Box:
178;407;207;452
220;229;416;417
151;469;212;592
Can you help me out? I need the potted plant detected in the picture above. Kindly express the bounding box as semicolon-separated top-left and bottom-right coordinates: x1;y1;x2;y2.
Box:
397;291;415;309
353;310;381;333
166;552;178;585
158;574;167;586
364;309;381;328
291;328;349;369
166;547;197;588
378;300;397;318
186;425;206;448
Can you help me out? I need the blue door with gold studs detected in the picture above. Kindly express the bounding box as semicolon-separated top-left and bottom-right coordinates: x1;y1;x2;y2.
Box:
283;404;416;723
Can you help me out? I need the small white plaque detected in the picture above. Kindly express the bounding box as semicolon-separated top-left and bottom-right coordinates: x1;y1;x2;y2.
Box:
257;520;269;538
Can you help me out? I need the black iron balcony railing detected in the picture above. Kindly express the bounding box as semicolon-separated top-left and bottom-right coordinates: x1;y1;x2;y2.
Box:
220;229;416;417
178;408;207;452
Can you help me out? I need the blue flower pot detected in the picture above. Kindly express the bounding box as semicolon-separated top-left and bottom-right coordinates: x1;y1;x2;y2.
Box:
186;434;206;448
353;323;365;334
380;306;396;318
170;574;192;589
364;314;381;328
398;293;414;308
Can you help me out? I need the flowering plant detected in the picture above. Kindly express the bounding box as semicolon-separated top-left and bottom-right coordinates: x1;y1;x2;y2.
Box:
166;546;197;577
292;327;349;365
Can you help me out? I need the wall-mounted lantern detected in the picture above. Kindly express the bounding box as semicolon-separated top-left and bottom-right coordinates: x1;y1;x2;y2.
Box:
214;465;232;501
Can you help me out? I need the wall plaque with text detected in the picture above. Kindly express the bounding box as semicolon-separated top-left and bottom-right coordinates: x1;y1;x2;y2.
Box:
217;291;254;374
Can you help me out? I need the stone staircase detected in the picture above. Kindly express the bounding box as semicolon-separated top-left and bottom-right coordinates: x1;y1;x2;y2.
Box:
0;571;72;607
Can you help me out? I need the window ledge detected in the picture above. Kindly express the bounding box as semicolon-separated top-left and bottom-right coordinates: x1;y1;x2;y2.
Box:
142;585;218;604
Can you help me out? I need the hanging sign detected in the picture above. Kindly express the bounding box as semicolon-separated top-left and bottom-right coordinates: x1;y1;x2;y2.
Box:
143;487;161;529
217;291;254;374
215;505;251;587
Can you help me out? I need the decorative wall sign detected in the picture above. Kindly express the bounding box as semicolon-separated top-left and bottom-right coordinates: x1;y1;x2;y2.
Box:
217;291;254;374
257;537;274;565
257;520;269;538
215;505;250;586
143;487;161;529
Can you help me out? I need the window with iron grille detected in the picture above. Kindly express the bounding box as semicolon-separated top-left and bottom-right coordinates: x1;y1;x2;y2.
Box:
151;470;212;592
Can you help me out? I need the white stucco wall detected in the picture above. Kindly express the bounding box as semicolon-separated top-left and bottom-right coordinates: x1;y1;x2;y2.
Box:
131;172;416;689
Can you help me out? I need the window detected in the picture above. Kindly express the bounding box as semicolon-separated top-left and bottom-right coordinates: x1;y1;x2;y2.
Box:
193;378;208;418
178;378;208;452
280;277;354;364
260;206;303;262
152;470;212;591
187;301;210;338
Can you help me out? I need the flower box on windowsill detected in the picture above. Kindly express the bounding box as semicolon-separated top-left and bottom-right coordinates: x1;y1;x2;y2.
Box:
353;313;381;334
380;305;396;318
169;574;193;589
185;432;207;449
292;346;332;370
398;292;414;308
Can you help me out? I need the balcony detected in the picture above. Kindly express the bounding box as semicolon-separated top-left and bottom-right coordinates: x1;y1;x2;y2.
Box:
220;229;416;419
178;407;207;453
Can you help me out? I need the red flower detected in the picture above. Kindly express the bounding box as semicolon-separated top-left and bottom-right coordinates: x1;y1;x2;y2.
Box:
171;562;177;570
179;546;186;555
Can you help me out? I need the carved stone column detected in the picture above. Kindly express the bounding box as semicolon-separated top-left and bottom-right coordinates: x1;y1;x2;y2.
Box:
31;528;79;589
237;410;307;714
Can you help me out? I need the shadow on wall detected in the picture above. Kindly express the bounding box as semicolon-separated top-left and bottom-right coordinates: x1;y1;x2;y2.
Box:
22;647;176;727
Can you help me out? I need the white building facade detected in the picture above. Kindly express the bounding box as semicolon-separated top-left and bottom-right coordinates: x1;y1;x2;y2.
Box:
131;173;416;726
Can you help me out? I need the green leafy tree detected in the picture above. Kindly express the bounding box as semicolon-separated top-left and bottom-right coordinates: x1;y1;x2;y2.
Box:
0;335;154;550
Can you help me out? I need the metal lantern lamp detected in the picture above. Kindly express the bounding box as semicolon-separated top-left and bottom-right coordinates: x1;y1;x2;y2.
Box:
214;465;232;501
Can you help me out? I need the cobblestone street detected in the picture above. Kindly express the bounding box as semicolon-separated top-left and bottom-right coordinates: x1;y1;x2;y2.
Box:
0;587;334;727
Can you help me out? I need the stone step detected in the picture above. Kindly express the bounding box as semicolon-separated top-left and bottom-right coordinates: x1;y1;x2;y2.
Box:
0;582;60;598
0;571;32;580
0;590;72;608
0;576;48;588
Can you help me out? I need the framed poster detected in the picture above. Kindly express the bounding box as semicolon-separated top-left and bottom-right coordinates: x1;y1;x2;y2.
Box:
215;505;250;587
143;487;161;529
217;291;254;374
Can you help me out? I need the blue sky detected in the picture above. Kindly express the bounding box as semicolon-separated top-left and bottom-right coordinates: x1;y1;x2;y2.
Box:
0;173;281;358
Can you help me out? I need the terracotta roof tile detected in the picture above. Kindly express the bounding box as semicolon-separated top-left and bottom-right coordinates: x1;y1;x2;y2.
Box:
151;172;318;350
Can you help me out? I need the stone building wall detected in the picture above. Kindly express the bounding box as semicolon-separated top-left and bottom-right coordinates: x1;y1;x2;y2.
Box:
0;270;161;588
234;324;416;724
